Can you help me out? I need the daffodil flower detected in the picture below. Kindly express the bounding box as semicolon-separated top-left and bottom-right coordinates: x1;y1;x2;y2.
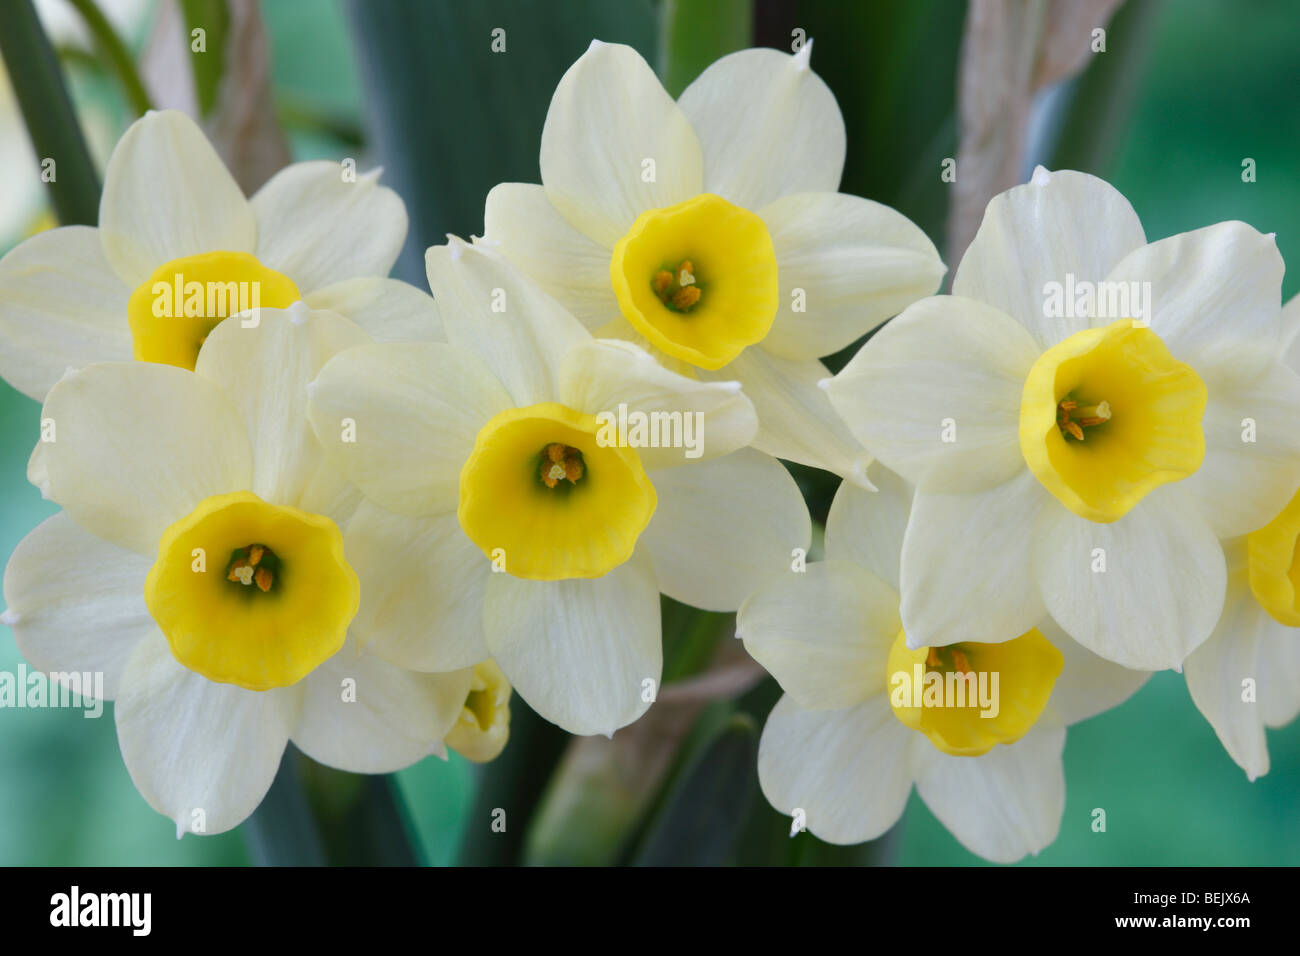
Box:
2;306;472;834
480;41;946;487
738;464;1149;862
1183;295;1300;780
306;240;811;736
826;168;1300;671
0;109;437;401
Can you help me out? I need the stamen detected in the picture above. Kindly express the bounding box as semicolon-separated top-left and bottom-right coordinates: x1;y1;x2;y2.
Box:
1058;397;1111;441
226;543;277;591
924;645;974;674
672;286;701;310
651;258;703;312
540;444;585;489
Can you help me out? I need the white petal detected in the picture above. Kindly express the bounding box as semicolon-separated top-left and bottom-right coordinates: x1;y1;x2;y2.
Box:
0;226;132;401
99;109;255;285
912;724;1065;863
1038;616;1151;726
900;470;1049;647
3;512;152;700
1179;358;1300;538
345;502;492;671
558;337;756;469
1184;573;1272;779
252;161;407;294
196;307;371;507
304;277;443;343
952;168;1145;349
540;41;703;247
1282;292;1300;373
823;463;913;589
643;448;811;612
827;295;1039;493
758;191;945;360
1258;614;1300;730
425;238;589;406
37;362;253;554
483;552;661;736
1106;222;1284;381
716;347;872;486
757;693;913;845
678;45;845;209
115;630;294;835
307;341;513;516
291;637;473;773
739;560;897;709
481;183;619;329
1033;490;1226;670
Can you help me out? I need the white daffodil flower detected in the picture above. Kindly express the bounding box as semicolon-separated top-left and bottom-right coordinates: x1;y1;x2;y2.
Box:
2;305;474;835
480;40;946;487
1183;294;1300;780
0;108;437;401
305;239;811;737
738;464;1150;863
826;167;1300;671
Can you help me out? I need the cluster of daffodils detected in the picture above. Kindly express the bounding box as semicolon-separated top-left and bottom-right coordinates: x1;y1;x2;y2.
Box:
1;40;1296;862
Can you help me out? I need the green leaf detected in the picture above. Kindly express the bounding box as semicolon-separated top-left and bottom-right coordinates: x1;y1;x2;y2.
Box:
0;0;101;226
658;0;752;96
454;697;570;866
630;713;758;865
345;0;657;283
181;0;230;117
66;0;153;116
242;746;327;866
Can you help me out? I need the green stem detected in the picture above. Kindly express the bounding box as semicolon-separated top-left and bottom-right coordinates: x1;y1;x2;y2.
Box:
0;0;100;226
66;0;153;116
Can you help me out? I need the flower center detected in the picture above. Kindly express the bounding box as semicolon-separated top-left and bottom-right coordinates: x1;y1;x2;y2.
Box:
458;402;656;580
225;542;279;592
1019;318;1206;523
652;259;703;312
144;491;358;691
1056;399;1111;441
610;193;778;370
445;660;512;763
886;628;1063;757
1247;485;1300;626
127;250;300;370
540;443;585;488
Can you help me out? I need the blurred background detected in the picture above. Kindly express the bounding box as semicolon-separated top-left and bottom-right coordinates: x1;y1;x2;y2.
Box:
1;0;1297;865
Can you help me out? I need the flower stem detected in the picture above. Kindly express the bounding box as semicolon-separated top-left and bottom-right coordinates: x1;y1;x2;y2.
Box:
0;0;100;226
66;0;153;117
